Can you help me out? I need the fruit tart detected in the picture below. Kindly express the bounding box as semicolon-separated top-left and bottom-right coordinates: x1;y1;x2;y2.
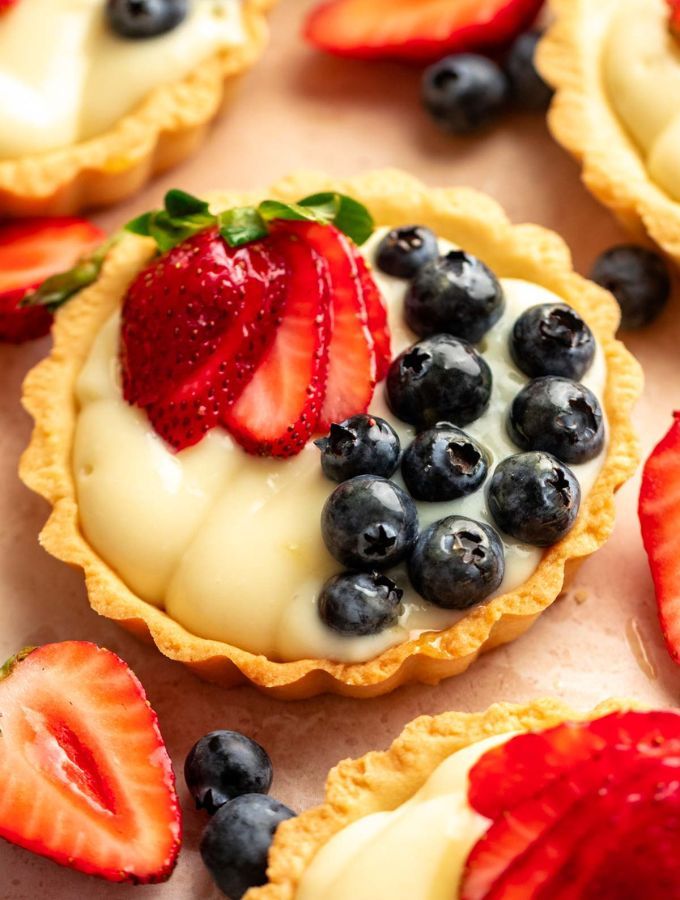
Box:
20;170;641;698
538;0;680;264
0;0;274;217
245;698;680;900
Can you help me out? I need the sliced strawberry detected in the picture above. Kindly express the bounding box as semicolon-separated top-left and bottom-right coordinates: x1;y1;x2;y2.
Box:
278;221;376;431
0;217;104;344
304;0;545;63
224;229;331;457
0;642;180;883
639;412;680;664
355;252;391;381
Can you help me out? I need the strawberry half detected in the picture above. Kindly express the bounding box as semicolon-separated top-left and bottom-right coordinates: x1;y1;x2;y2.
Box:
304;0;545;63
224;228;331;457
0;642;181;883
639;412;680;664
462;711;680;900
0;217;104;344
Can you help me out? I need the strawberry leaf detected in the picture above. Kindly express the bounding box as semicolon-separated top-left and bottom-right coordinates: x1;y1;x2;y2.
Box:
299;192;374;245
21;236;118;312
218;207;268;247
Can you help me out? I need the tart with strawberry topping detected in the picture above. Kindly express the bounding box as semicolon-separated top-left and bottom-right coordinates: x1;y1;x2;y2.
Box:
539;0;680;266
20;171;641;698
0;0;275;216
246;699;680;900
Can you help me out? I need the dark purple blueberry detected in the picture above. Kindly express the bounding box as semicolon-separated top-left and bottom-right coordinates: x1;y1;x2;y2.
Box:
488;451;581;546
511;302;596;380
422;54;508;134
318;571;403;636
376;226;439;278
386;335;492;430
315;415;401;483
408;516;505;610
590;245;670;329
505;31;553;111
106;0;187;39
401;425;488;502
404;251;505;343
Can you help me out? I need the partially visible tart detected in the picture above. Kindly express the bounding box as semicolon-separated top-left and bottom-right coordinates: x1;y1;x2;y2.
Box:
0;0;275;216
538;0;680;264
19;170;642;698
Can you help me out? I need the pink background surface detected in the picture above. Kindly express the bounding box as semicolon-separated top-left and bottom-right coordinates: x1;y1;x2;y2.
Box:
1;1;679;897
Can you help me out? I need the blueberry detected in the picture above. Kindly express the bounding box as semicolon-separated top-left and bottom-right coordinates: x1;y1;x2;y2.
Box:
401;425;488;502
505;31;553;111
106;0;187;39
386;335;492;430
508;377;604;464
422;54;508;135
376;226;439;278
408;516;505;610
318;571;403;636
315;415;401;483
488;451;581;546
405;251;505;343
321;475;418;570
511;303;596;379
184;731;273;816
590;245;671;329
200;794;295;899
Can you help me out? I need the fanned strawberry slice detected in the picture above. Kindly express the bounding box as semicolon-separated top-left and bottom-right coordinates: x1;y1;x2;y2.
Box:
304;0;545;63
224;229;331;457
355;252;391;381
639;412;680;664
0;642;180;883
280;221;377;431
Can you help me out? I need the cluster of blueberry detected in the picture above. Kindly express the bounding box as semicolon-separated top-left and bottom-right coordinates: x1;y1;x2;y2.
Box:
187;729;295;899
314;225;604;638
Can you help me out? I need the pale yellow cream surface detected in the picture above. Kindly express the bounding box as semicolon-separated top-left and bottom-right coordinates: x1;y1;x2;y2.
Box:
73;231;607;663
603;0;680;200
296;733;513;900
0;0;246;159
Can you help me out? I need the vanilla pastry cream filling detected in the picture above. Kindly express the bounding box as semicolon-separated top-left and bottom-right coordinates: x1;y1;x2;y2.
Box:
73;230;607;664
295;732;513;900
603;0;680;201
0;0;246;159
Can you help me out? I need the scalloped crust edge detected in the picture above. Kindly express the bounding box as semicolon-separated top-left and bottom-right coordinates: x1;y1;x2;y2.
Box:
537;0;680;264
246;697;640;900
0;0;276;217
19;169;643;699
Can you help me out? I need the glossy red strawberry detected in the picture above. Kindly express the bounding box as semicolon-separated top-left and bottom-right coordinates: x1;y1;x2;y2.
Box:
0;642;181;883
304;0;545;63
224;228;331;457
0;217;104;344
639;413;680;664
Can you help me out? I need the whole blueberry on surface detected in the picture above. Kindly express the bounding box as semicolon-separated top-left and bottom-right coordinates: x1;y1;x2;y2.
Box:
488;451;581;546
508;376;604;464
184;731;273;815
106;0;187;39
401;425;488;502
590;245;670;329
422;54;508;134
315;415;401;482
408;516;505;610
511;303;596;380
405;251;505;343
318;571;403;636
376;226;439;279
321;475;418;570
505;31;553;111
200;794;295;899
386;335;492;430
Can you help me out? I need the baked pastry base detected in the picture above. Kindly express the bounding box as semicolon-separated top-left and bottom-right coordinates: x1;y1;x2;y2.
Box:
245;697;637;900
538;0;680;264
20;170;643;698
0;0;276;217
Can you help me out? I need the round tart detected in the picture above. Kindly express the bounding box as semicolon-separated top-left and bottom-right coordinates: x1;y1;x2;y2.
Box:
20;170;642;698
0;0;275;217
245;698;680;900
538;0;680;264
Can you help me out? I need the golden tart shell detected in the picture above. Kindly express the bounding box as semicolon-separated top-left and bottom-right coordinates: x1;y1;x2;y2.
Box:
245;697;638;900
538;0;680;263
0;0;275;217
19;170;642;699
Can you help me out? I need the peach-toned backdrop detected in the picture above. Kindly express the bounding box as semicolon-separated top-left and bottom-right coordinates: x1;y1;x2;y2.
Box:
1;1;679;897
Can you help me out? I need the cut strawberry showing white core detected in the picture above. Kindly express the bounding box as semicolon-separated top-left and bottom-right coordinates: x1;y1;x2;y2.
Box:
0;642;181;883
